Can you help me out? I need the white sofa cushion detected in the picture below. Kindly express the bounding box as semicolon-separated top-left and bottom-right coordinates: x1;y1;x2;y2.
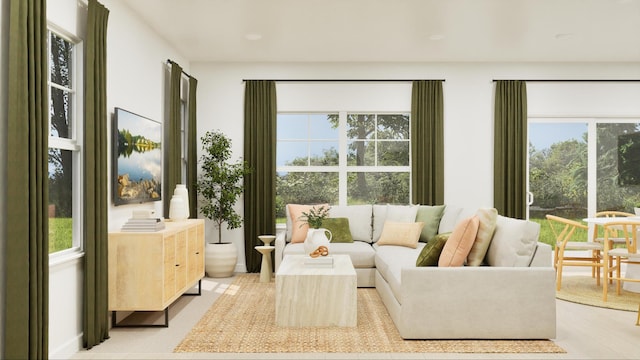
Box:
329;205;373;243
486;215;540;267
439;206;479;234
282;240;376;268
438;205;463;233
374;242;425;303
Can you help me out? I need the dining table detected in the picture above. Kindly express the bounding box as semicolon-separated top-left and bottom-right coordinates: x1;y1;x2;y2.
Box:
582;216;640;294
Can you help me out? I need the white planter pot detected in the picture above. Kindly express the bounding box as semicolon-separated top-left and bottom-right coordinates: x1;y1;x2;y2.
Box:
205;242;237;278
634;207;640;216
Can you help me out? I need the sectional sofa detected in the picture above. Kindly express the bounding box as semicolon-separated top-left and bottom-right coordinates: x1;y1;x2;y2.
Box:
274;204;557;339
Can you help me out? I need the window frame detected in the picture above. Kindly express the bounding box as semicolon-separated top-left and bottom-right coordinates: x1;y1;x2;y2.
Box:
47;24;84;261
276;111;411;207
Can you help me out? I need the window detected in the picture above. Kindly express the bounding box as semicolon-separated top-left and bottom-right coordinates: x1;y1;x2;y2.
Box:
276;112;410;221
528;118;640;243
48;29;82;255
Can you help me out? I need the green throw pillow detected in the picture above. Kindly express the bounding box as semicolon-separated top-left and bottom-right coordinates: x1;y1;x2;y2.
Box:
416;232;451;266
323;217;354;243
415;205;446;243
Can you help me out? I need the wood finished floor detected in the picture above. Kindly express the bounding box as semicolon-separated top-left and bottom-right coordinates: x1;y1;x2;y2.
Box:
67;267;640;360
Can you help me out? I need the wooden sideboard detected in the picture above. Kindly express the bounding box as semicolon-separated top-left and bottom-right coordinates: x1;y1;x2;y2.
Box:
108;219;204;326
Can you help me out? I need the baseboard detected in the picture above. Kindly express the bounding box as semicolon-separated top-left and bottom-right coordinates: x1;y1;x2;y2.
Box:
49;332;83;360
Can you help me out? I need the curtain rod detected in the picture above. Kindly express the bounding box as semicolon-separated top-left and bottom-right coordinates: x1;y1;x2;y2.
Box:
493;79;640;82
166;59;192;78
242;79;445;82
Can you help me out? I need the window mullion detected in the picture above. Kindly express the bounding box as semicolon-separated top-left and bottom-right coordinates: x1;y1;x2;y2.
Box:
339;111;348;205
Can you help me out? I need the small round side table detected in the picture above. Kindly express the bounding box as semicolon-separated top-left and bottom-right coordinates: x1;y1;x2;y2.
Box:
255;245;275;283
258;235;276;246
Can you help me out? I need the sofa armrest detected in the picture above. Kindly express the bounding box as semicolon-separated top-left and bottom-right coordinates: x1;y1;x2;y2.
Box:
274;231;286;272
398;266;556;339
530;241;552;267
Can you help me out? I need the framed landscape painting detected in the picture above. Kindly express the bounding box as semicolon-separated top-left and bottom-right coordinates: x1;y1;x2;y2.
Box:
112;107;162;205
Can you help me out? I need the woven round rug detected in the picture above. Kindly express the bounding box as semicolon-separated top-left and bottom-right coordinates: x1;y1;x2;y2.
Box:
174;274;564;354
556;275;640;311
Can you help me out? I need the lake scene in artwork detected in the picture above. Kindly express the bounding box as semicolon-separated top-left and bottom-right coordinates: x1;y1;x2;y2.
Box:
114;108;162;205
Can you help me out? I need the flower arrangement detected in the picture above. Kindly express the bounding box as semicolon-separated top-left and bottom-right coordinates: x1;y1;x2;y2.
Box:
299;205;330;229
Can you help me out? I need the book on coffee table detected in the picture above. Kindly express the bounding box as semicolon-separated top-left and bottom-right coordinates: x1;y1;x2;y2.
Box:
303;255;333;267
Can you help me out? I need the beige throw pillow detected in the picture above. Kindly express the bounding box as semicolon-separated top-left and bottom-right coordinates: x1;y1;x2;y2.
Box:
376;221;425;249
466;208;498;266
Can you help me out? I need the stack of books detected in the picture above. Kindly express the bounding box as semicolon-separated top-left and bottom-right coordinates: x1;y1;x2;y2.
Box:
303;255;333;268
121;218;165;232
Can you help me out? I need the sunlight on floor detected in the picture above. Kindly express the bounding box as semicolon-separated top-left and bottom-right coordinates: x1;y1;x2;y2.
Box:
222;284;240;295
200;279;221;291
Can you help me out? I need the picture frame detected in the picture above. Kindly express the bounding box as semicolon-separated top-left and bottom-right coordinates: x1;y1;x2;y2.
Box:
112;107;162;206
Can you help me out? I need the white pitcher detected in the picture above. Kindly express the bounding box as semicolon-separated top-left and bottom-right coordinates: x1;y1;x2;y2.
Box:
303;228;332;255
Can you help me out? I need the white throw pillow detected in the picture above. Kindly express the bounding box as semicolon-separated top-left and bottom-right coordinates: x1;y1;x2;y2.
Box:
485;215;540;267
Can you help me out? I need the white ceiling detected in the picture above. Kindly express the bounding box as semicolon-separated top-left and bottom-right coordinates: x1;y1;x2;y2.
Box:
122;0;640;63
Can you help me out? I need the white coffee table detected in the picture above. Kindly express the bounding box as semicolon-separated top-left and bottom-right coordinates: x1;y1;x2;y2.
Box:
275;254;357;327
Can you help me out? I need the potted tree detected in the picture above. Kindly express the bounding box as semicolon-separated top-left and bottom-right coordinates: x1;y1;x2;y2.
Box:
198;130;251;277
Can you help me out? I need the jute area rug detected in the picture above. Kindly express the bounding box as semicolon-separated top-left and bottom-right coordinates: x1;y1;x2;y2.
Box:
174;274;564;354
556;275;640;311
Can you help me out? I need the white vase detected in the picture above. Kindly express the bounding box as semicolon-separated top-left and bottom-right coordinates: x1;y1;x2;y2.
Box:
205;242;237;278
174;184;190;219
635;207;640;216
169;195;187;221
303;228;332;255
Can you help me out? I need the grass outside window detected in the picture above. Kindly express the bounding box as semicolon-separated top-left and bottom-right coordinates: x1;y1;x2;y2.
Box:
49;217;73;253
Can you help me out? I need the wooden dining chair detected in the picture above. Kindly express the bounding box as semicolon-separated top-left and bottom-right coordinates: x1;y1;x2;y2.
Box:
593;211;636;244
602;220;640;302
546;214;604;291
592;211;635;279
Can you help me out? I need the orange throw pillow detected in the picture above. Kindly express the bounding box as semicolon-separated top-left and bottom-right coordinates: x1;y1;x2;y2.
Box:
439;216;480;267
287;204;329;243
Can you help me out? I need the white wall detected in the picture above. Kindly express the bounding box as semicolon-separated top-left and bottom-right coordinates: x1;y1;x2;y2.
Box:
191;61;640;273
102;0;190;232
46;0;190;358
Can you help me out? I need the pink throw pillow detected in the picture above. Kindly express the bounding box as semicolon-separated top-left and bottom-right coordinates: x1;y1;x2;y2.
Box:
287;204;329;244
439;216;480;267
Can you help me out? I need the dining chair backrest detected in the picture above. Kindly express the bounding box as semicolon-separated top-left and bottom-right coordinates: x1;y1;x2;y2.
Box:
603;221;640;253
546;214;588;246
594;211;635;241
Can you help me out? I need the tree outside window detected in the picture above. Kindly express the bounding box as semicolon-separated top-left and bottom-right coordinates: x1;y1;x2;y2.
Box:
276;112;410;221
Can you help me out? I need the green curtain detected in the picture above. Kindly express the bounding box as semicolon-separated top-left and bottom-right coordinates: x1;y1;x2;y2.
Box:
4;0;49;358
83;0;110;349
187;77;198;218
494;80;528;219
243;81;277;273
164;62;183;217
411;80;444;205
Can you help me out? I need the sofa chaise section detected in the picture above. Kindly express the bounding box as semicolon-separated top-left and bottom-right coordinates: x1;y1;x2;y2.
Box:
375;266;556;339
